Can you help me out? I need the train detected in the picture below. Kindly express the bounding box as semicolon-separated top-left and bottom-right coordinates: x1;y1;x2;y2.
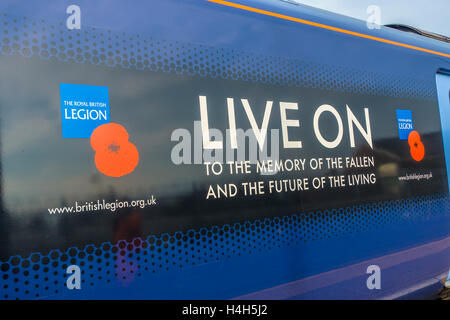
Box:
0;0;449;300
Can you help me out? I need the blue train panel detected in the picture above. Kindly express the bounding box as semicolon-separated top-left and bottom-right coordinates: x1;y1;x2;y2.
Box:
0;0;449;300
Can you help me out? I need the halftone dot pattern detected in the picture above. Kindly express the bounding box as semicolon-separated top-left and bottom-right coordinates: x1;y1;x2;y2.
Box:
0;193;448;299
0;12;436;100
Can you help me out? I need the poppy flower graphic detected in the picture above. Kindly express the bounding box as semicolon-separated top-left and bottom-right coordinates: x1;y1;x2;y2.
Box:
408;130;425;162
90;123;139;177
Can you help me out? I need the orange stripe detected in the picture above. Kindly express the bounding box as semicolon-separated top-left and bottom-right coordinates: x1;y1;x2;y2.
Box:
207;0;450;58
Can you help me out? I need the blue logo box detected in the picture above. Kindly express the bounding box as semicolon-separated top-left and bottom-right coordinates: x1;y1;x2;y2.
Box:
396;109;413;140
60;83;110;138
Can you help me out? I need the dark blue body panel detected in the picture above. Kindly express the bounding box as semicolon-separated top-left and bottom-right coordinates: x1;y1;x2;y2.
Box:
0;0;449;299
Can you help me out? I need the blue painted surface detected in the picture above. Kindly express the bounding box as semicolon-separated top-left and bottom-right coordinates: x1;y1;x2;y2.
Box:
48;210;448;299
436;73;450;191
0;0;449;299
1;194;448;299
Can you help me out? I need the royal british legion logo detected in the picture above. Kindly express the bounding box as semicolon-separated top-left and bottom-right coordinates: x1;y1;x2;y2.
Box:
396;109;413;140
